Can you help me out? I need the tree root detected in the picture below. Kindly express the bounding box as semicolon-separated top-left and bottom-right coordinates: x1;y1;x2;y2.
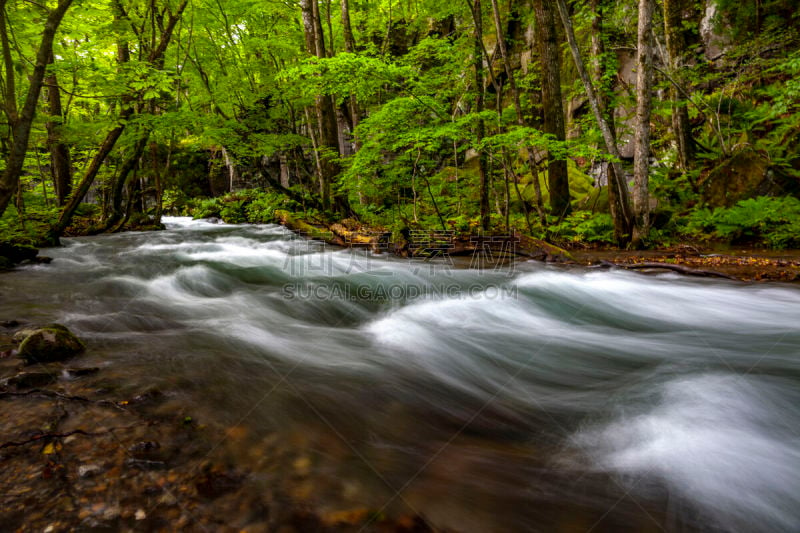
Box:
595;260;739;280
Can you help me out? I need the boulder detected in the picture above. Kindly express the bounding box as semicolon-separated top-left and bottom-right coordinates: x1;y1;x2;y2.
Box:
699;148;798;207
17;324;85;364
5;372;57;389
0;242;38;266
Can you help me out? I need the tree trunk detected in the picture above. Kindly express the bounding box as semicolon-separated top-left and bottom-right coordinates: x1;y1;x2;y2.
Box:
341;0;355;53
45;52;72;205
103;132;149;231
0;0;18;129
664;0;694;169
341;0;361;163
0;0;73;219
555;0;632;244
531;0;571;219
300;0;342;212
632;0;655;246
52;0;187;236
471;0;490;231
590;0;614;136
489;0;545;224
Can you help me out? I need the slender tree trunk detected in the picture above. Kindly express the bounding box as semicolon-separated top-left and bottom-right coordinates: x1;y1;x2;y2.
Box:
0;0;18;129
632;0;655;246
151;141;164;223
0;0;73;219
301;0;343;212
53;0;187;236
590;0;614;136
279;154;290;188
471;0;490;231
54;119;128;235
664;0;694;169
341;0;361;168
555;0;632;244
531;0;571;219
341;0;355;53
45;52;72;205
489;0;545;224
102;132;149;231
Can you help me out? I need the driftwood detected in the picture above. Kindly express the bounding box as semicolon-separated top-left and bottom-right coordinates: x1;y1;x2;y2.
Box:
595;260;738;280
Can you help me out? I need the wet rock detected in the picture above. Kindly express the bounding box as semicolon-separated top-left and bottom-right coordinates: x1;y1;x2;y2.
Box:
289;509;324;532
157;492;177;506
6;372;57;389
195;464;242;498
12;328;38;343
16;324;85;364
34;256;53;264
322;508;372;527
0;320;20;328
125;458;166;470
699;148;799;207
128;387;164;406
395;515;435;532
63;367;100;379
0;242;38;266
128;440;161;459
78;464;102;478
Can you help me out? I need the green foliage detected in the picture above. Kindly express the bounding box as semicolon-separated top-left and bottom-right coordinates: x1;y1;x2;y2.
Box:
548;211;615;245
686;196;800;248
186;189;300;224
190;198;222;220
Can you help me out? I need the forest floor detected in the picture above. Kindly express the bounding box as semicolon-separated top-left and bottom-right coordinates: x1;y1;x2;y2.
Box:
570;247;800;282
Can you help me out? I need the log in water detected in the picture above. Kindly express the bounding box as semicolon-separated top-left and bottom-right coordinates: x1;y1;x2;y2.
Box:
1;217;799;532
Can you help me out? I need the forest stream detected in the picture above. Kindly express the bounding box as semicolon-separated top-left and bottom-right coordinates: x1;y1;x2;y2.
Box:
1;217;799;532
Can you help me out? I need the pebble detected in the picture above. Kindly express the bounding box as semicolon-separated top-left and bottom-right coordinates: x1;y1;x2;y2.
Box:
158;492;178;506
135;508;147;520
78;464;102;478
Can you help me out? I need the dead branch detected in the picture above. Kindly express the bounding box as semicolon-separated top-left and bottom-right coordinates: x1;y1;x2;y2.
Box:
596;260;738;280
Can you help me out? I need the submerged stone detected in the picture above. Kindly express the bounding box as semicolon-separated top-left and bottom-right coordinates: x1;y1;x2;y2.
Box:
17;324;85;364
6;372;57;389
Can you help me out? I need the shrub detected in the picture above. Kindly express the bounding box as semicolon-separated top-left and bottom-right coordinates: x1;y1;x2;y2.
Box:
685;196;800;248
549;211;615;245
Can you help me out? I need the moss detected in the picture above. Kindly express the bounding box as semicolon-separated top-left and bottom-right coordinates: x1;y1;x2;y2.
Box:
17;324;85;364
0;242;38;265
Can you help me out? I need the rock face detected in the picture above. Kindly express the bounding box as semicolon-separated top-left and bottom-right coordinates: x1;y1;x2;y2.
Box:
16;324;85;364
699;148;799;207
700;1;732;60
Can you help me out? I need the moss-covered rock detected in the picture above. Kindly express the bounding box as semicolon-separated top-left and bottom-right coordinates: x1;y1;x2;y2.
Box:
17;324;85;364
699;148;798;208
0;242;38;267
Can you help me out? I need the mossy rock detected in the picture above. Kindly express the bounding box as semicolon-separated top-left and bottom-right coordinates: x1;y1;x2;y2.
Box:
0;242;38;265
274;210;344;245
697;148;797;207
17;324;85;364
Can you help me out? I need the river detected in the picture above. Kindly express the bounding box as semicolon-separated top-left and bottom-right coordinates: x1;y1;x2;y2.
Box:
2;217;799;532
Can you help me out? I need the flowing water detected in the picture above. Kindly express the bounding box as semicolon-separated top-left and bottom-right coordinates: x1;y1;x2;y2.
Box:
2;217;799;532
